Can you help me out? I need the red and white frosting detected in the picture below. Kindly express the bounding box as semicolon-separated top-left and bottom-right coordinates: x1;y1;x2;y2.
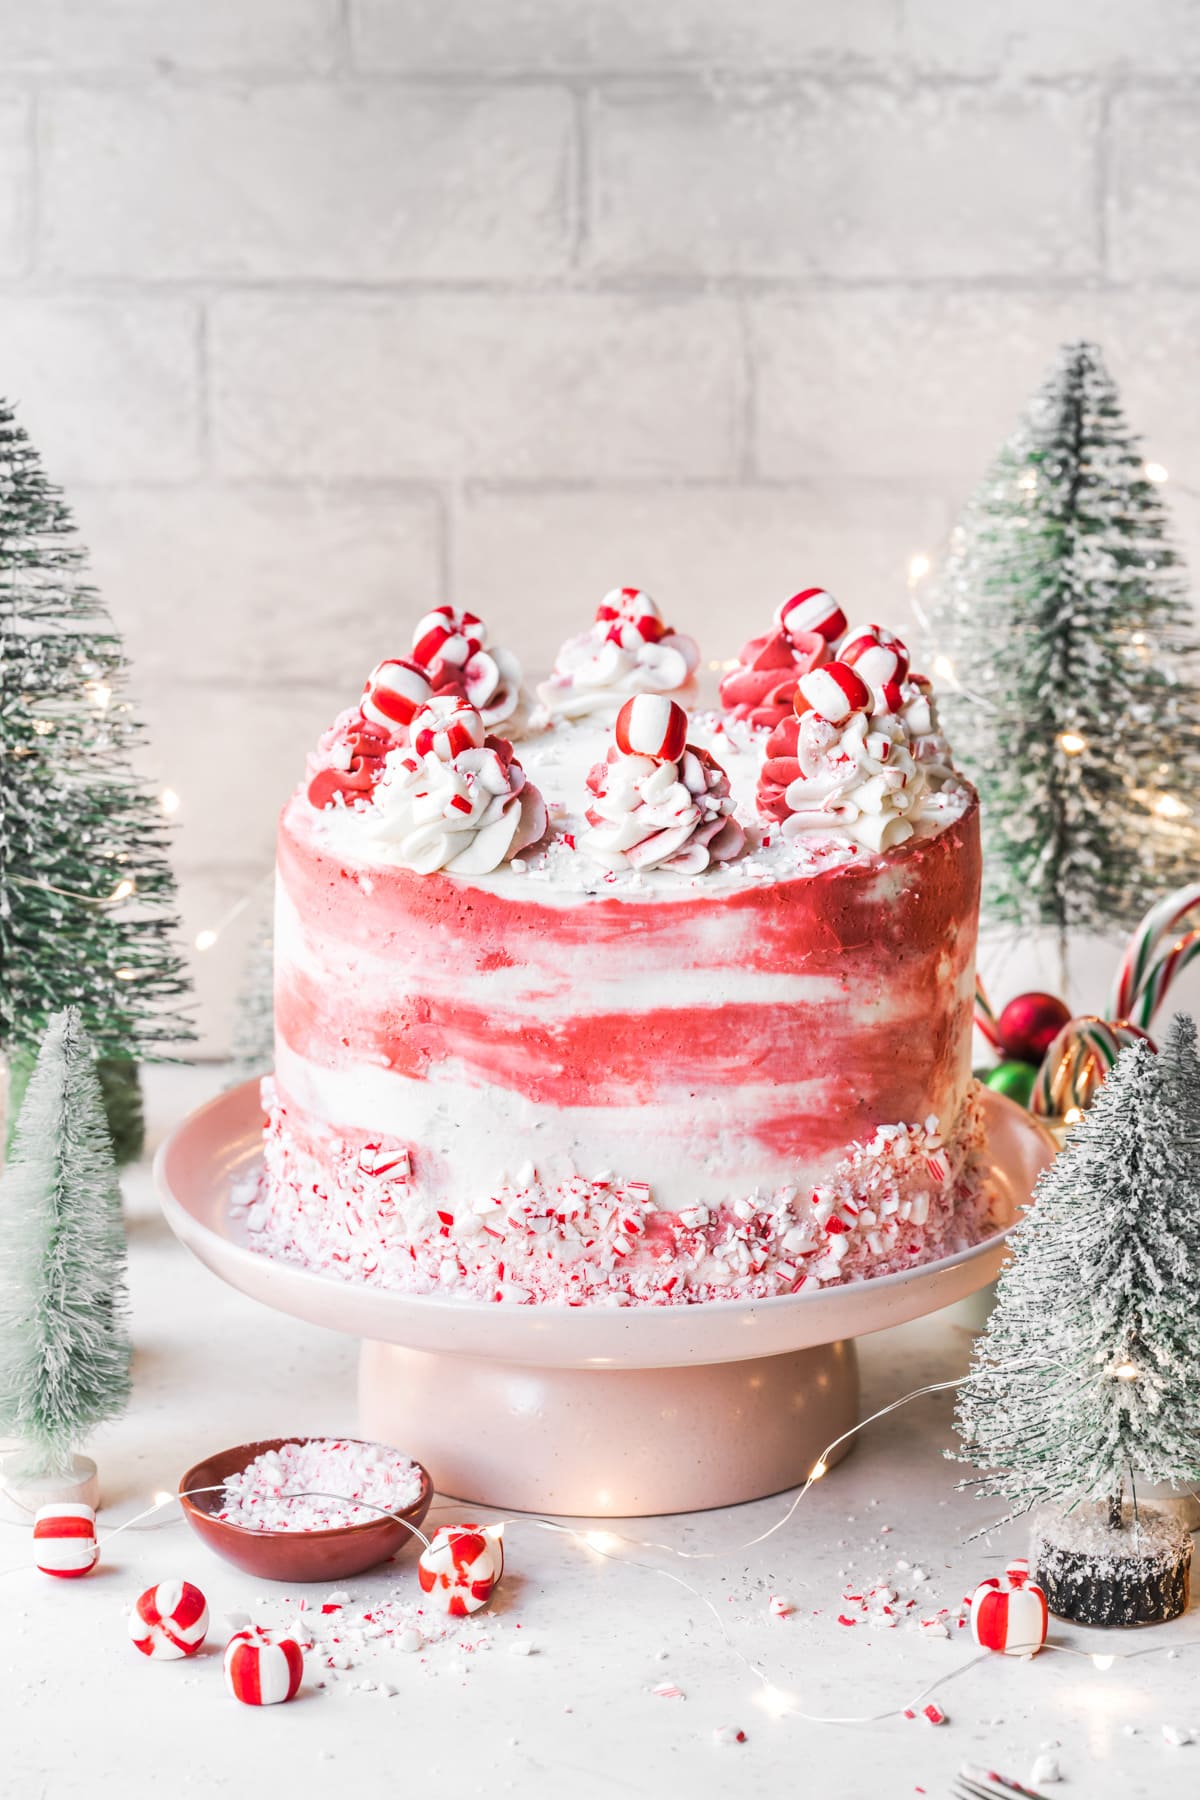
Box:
582;697;745;876
409;605;523;729
719;588;844;733
367;697;547;875
758;626;954;853
536;589;700;721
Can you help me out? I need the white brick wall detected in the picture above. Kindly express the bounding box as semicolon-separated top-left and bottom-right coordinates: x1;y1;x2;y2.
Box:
2;1;1198;1049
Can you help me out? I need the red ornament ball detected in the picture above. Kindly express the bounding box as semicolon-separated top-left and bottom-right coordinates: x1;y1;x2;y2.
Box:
996;992;1072;1065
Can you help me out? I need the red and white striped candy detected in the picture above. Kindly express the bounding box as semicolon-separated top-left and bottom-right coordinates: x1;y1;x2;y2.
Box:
224;1627;305;1706
33;1503;98;1578
595;587;663;643
362;658;433;731
411;605;483;669
796;660;871;724
417;1524;504;1617
776;588;847;644
411;695;487;761
129;1579;210;1660
614;694;687;764
970;1560;1048;1657
840;624;910;688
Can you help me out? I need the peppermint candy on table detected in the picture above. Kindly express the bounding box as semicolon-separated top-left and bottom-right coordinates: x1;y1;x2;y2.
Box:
411;605;483;670
33;1503;99;1578
361;658;433;732
411;695;487;761
614;693;688;763
969;1559;1048;1657
129;1579;210;1660
840;624;910;688
776;587;847;644
224;1627;305;1706
417;1524;504;1616
795;660;871;724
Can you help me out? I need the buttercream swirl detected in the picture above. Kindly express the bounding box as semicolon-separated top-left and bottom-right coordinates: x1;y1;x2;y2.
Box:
410;605;523;730
719;624;830;732
536;588;700;722
757;630;956;854
367;697;547;875
583;741;745;876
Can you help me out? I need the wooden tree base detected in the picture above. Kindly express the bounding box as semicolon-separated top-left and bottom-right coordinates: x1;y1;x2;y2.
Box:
1033;1502;1192;1627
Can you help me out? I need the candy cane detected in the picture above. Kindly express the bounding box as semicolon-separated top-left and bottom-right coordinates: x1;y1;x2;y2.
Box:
1109;882;1200;1021
1130;928;1200;1030
1031;1018;1124;1117
973;973;1002;1052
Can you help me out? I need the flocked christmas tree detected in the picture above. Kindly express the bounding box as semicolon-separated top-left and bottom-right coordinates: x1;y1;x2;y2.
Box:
925;342;1200;964
954;1016;1200;1624
0;1008;132;1483
0;399;191;1157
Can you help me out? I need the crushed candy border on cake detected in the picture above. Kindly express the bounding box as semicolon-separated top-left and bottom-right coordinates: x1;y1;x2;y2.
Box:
238;1081;995;1308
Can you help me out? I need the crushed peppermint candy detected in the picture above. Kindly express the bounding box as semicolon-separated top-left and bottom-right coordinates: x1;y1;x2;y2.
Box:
217;1439;423;1532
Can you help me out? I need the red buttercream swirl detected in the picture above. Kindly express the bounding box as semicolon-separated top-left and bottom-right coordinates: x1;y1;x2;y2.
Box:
719;626;829;731
756;714;802;822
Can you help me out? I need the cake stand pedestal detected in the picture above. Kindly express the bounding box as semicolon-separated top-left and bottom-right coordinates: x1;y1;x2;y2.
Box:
155;1084;1053;1518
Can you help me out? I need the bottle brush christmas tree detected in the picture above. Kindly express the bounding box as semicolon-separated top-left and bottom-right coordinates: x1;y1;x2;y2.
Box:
0;1008;132;1496
0;399;191;1159
954;1016;1200;1625
924;342;1200;970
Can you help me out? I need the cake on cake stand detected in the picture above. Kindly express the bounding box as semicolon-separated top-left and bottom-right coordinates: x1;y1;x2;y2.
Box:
156;1081;1054;1517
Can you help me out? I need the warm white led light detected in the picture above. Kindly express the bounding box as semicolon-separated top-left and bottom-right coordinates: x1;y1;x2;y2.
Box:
194;928;218;952
1058;732;1087;756
160;787;181;816
1144;462;1169;483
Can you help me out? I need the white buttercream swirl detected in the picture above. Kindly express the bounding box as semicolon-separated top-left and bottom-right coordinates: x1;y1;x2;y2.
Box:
582;743;745;875
367;698;547;875
780;696;946;854
536;589;700;722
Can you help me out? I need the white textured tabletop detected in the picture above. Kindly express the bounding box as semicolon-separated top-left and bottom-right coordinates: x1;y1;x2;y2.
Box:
5;1066;1198;1800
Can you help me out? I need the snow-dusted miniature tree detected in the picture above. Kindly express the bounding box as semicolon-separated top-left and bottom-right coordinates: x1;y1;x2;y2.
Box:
925;343;1200;955
0;1008;132;1476
228;907;274;1087
954;1017;1200;1527
0;398;191;1161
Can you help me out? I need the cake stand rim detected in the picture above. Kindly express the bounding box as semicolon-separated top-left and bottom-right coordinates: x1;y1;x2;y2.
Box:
154;1082;1055;1369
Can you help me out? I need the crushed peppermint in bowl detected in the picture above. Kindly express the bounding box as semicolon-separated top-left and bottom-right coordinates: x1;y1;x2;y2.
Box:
179;1437;433;1583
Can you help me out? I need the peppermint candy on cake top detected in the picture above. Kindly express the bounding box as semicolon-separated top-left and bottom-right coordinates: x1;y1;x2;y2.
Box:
758;624;960;855
408;604;523;730
581;696;745;876
536;588;700;722
368;696;548;876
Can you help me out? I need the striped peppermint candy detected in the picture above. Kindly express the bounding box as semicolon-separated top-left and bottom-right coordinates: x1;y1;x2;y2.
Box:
970;1560;1048;1657
411;695;487;761
33;1503;98;1579
411;605;483;670
129;1579;210;1660
776;588;847;644
417;1524;504;1617
224;1628;305;1706
361;658;433;731
614;694;688;763
796;660;871;724
595;587;664;644
840;624;910;688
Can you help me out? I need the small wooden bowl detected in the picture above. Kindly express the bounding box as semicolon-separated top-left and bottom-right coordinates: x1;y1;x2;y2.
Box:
179;1437;433;1583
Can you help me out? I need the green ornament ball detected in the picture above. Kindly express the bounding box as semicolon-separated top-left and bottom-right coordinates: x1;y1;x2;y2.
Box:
981;1060;1039;1108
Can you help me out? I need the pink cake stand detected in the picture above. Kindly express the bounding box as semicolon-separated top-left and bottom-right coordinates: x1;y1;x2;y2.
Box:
155;1083;1054;1518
